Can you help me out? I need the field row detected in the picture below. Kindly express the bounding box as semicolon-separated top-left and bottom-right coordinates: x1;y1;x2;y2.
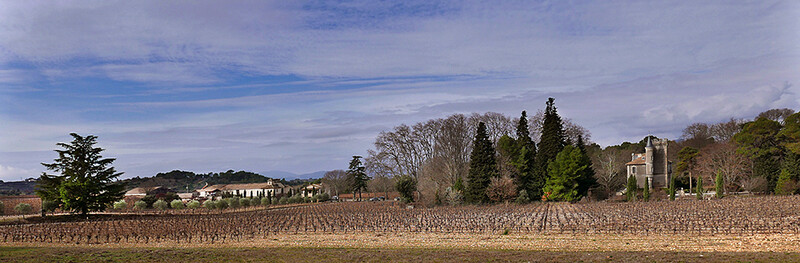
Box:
2;195;800;244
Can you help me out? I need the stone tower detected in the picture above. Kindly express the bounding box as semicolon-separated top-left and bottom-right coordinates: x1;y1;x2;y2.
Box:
645;136;654;189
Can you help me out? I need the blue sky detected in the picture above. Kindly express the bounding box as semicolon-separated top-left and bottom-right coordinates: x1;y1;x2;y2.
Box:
1;0;798;181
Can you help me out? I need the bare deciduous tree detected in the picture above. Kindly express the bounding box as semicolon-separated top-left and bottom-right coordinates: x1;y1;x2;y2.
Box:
696;142;750;192
757;107;795;124
711;118;745;142
529;110;592;144
592;148;627;197
322;170;350;197
487;175;517;203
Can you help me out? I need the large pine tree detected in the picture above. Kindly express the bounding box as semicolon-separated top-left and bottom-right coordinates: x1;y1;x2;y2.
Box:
465;122;498;204
347;156;370;201
534;98;565;199
514;111;537;197
542;145;586;202
574;135;596;198
38;133;125;215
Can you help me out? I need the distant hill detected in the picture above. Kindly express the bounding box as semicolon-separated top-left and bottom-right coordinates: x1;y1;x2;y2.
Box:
0;180;38;195
0;169;329;195
261;170;328;180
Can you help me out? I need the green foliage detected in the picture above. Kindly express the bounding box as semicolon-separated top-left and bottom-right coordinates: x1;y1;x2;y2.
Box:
228;197;241;209
0;201;3;215
202;200;216;209
113;200;127;210
38;133;126;215
278;196;288;204
186;200;200;209
775;152;800;195
542;145;589;202
15;203;32;214
216;199;228;209
626;175;637;202
715;170;724;198
133;200;147;210
153;200;168;210
734;118;784;191
465;122;498;204
696;176;704;200
675;147;699;177
348;156;371;201
240;198;251;207
574;135;596;197
779;112;800;154
535;98;566;199
42;200;60;213
642;179;650;202
288;195;303;204
515;189;530;204
453;177;464;192
261;197;270;206
669;176;676;201
396;175;416;203
317;193;330;202
170;199;184;209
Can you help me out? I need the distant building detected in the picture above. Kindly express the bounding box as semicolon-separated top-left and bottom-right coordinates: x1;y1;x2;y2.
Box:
626;137;672;189
196;179;288;199
124;186;173;197
300;183;327;198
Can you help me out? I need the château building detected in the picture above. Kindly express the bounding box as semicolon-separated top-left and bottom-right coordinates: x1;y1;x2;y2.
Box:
626;137;672;189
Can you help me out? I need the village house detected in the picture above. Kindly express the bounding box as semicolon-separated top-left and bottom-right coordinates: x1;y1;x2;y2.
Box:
124;186;173;197
300;183;327;198
626;137;672;189
196;179;288;199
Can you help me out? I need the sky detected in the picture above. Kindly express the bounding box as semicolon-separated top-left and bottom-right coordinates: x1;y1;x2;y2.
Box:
0;0;798;181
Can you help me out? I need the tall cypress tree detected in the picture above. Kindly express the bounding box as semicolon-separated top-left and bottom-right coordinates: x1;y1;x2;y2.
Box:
514;111;536;197
348;156;370;201
465;122;498;204
534;98;565;199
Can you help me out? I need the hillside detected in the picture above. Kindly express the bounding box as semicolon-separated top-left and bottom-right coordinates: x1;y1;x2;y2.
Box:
122;170;324;192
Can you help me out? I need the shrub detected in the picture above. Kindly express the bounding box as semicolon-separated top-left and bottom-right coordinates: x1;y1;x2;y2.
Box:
216;199;228;210
228;197;241;209
43;200;60;213
170;199;185;209
202;200;216;209
288;195;303;204
113;200;127;210
240;198;251;208
0;200;4;215
303;197;311;203
134;200;147;210
186;200;200;209
514;189;530;204
317;193;330;202
15;203;32;214
153;199;168;210
261;197;270;206
396;175;416;203
279;197;288;205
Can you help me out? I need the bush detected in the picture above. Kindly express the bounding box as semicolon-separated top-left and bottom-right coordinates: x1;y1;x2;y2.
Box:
261;197;270;206
186;200;201;209
303;197;311;203
514;189;530;204
288;195;303;204
216;199;228;210
153;199;168;210
279;197;288;205
228;197;241;209
170;199;185;209
318;193;330;202
240;198;251;208
15;203;32;214
113;200;127;210
43;200;60;213
202;200;216;209
0;200;4;215
134;200;147;210
396;175;416;203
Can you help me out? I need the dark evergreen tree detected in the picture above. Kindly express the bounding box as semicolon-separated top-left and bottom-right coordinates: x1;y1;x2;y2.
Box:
669;175;676;201
514;111;537;198
574;135;596;198
643;179;650;202
347;156;370;201
715;170;724;198
395;175;416;203
465;122;498;204
38;133;126;215
626;175;637;202
535;98;565;199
